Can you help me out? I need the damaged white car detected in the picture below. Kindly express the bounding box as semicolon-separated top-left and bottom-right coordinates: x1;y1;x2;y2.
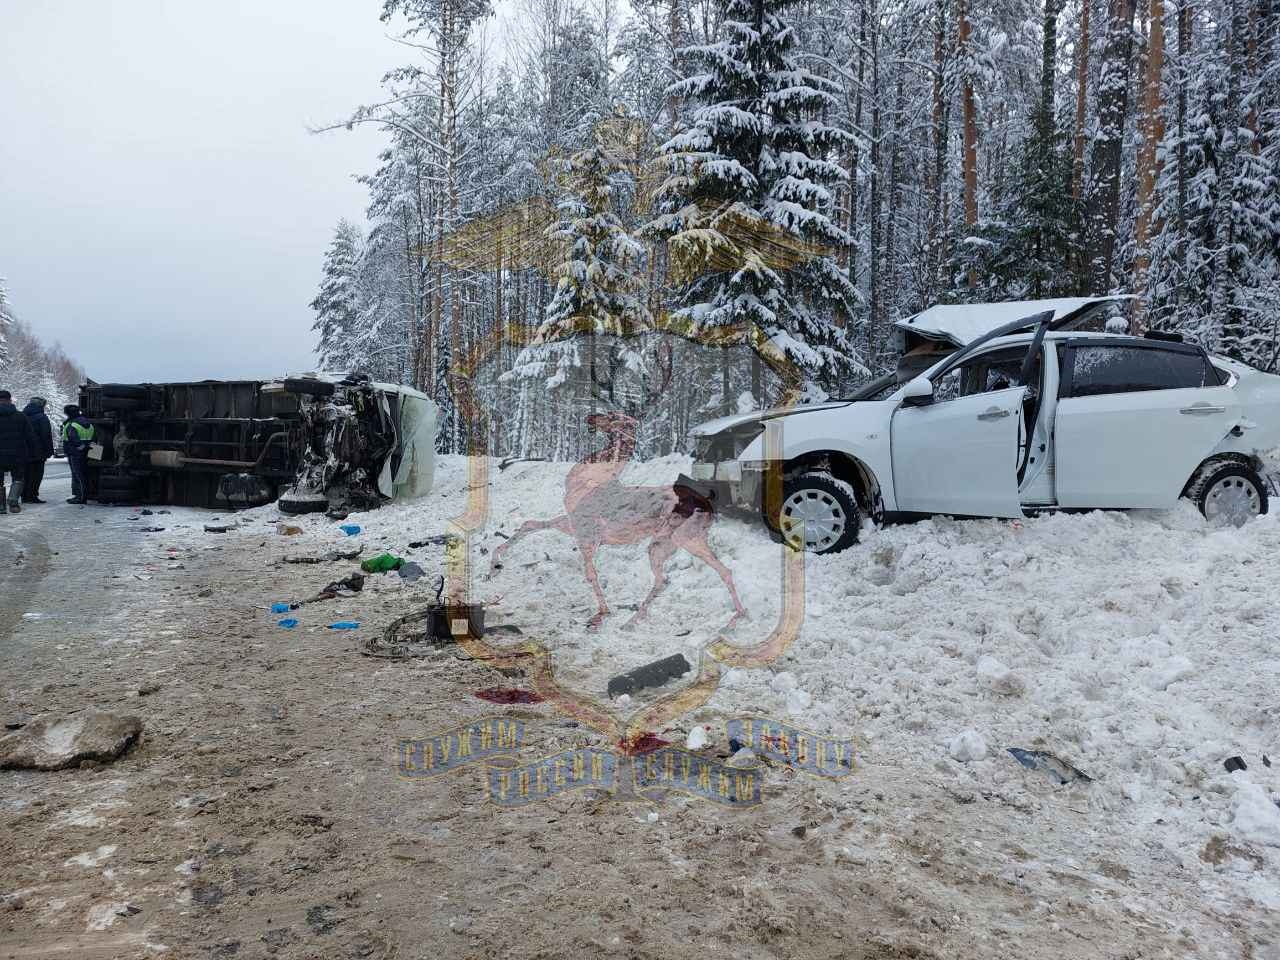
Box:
687;311;1280;553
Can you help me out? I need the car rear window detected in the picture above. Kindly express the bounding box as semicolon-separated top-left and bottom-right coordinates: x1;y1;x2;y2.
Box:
1067;344;1215;397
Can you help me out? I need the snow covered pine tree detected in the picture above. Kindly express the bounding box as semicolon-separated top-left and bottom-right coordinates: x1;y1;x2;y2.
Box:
648;0;866;398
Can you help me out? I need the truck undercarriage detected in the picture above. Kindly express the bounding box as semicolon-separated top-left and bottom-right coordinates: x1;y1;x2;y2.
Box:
77;374;436;511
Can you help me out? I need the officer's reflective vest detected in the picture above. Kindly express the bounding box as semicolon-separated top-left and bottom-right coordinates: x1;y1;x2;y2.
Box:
61;421;95;444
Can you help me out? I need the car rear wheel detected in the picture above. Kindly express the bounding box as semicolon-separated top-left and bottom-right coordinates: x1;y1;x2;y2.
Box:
1186;460;1269;527
776;472;860;554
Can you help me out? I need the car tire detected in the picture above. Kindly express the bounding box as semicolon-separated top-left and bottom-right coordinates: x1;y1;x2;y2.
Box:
1185;459;1269;527
774;472;861;554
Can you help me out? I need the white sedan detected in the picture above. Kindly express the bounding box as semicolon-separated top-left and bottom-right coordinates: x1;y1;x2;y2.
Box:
686;313;1280;553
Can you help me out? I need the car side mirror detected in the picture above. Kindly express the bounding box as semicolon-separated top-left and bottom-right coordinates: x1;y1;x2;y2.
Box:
901;376;934;406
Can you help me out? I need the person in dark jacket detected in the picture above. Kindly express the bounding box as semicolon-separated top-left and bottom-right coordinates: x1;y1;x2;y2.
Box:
0;390;37;513
61;404;95;504
22;397;55;503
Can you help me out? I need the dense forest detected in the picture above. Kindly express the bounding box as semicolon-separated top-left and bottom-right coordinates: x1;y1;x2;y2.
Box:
312;0;1280;458
0;279;86;415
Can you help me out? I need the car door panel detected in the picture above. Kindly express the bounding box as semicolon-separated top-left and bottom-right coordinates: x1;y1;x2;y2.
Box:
892;386;1027;517
1055;385;1240;507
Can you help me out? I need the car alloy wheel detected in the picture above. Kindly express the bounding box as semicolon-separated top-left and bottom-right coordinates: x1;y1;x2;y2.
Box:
1202;474;1263;527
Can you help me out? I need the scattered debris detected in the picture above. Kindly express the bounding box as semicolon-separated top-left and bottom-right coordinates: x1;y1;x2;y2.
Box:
474;688;544;704
277;618;299;629
1224;756;1248;773
791;825;808;839
338;524;361;536
328;621;360;630
408;534;459;548
277;523;304;536
948;730;988;763
138;526;166;533
283;547;362;565
398;561;425;582
359;600;491;659
0;711;143;771
325;509;350;521
360;553;404;574
686;726;710;750
137;682;161;697
303;573;365;604
607;653;692;699
203;524;231;534
1007;747;1092;784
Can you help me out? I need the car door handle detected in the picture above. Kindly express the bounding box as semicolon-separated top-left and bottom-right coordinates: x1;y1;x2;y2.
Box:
1180;403;1226;416
977;407;1011;421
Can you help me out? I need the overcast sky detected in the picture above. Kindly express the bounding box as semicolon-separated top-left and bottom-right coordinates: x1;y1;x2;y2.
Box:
0;1;411;382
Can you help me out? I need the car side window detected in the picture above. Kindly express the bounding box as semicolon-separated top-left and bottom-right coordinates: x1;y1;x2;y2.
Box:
1067;344;1215;397
932;346;1040;404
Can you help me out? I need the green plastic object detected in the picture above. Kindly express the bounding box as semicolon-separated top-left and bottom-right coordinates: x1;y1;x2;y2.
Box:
360;552;405;574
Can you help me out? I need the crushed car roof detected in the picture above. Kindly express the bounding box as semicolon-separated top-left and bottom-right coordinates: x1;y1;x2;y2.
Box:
895;296;1134;347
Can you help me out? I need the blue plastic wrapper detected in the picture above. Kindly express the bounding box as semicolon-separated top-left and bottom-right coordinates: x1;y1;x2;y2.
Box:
339;524;362;536
271;602;290;613
277;618;299;629
328;621;359;630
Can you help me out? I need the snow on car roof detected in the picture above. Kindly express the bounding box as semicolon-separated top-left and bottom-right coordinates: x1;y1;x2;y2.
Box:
896;296;1134;347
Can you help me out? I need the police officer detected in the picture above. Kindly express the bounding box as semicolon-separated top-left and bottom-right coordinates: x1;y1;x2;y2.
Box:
61;404;95;505
0;390;37;513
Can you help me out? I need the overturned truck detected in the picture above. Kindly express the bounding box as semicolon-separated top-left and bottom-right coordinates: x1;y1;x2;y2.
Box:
77;375;437;512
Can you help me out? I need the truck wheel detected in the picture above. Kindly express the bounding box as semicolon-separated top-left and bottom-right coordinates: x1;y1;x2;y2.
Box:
1186;460;1268;527
278;494;329;515
775;472;860;554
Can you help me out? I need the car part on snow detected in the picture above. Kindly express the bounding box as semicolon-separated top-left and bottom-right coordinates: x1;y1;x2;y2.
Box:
1184;459;1269;526
1224;756;1248;773
1007;748;1092;785
358;600;489;658
607;653;693;699
360;552;404;574
776;472;860;554
300;573;365;605
283;547;363;564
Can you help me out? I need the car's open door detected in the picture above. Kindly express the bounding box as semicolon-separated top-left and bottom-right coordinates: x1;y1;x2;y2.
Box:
891;386;1028;517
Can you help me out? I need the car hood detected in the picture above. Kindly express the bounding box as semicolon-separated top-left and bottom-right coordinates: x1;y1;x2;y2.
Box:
688;401;853;438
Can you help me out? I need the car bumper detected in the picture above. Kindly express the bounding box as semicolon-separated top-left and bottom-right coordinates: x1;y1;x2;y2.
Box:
681;462;767;513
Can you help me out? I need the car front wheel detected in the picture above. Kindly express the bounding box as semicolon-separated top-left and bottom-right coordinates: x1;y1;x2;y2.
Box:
775;472;860;554
1186;459;1269;527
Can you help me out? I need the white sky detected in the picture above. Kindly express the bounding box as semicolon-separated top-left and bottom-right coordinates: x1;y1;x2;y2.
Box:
0;1;413;382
